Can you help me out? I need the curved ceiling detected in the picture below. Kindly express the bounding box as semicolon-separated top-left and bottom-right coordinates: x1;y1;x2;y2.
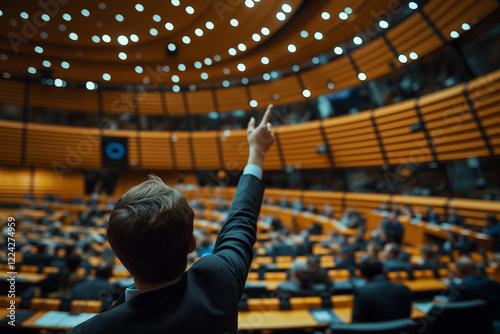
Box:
0;0;406;86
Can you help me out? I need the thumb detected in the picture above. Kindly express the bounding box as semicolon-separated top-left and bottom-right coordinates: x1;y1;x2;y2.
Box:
247;117;255;132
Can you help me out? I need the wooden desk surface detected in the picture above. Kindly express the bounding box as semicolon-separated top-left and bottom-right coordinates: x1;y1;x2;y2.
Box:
402;279;448;292
0;273;47;283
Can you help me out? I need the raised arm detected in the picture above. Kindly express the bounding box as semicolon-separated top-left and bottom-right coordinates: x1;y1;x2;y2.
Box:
212;104;275;290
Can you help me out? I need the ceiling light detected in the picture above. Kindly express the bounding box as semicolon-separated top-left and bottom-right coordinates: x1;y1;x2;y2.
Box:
252;33;261;42
115;14;124;22
195;28;203;36
358;72;367;81
204;58;212;65
282;4;292;13
165;22;174;30
450;30;459;38
287;44;296;53
41;14;50;21
379;20;389;29
102;73;111;81
178;64;186;71
86;81;96;90
61;61;69;69
206;21;214;29
186;6;194;14
409;2;418;9
276;12;286;21
214;55;221;61
182;36;191;44
134;66;143;73
20;12;29;19
102;34;111;43
130;34;139;42
40;31;48;39
223;68;230;74
238;43;246;51
321;12;330;20
118;52;127;60
245;0;254;8
189;84;196;91
69;32;78;41
81;9;90;17
34;46;43;53
327;82;335;89
168;43;176;52
172;85;180;92
462;23;471;30
28;67;36;74
314;32;323;40
339;12;348;20
150;28;158;36
263;73;271;80
353;36;362;45
54;79;63;87
409;52;418;60
312;57;319;64
153;14;161;22
222;80;230;87
241;77;249;84
261;27;270;35
92;35;100;43
237;63;246;71
398;54;408;63
171;0;180;6
194;61;202;69
230;18;239;27
201;72;209;80
135;4;144;12
171;75;180;82
58;24;66;31
117;35;128;45
163;65;170;72
302;89;311;98
249;100;258;108
300;30;308;38
98;3;106;10
261;56;269;64
63;13;71;21
334;46;343;55
228;48;237;56
292;65;300;72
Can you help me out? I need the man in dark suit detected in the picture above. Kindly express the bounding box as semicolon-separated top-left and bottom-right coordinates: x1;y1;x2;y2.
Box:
352;258;412;323
70;260;122;303
382;242;411;272
380;212;404;244
68;105;275;334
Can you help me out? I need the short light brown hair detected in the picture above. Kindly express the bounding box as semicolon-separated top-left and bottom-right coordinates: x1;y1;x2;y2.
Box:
107;175;194;284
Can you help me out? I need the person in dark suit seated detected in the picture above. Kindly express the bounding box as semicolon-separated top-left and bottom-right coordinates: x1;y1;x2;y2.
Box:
380;212;404;244
22;241;57;266
446;207;465;227
448;257;500;311
277;256;332;297
381;242;411;272
270;233;295;257
424;205;441;224
68;105;275;334
352;258;412;323
270;214;284;231
414;244;441;270
442;232;475;258
279;195;290;208
71;260;122;302
335;246;358;273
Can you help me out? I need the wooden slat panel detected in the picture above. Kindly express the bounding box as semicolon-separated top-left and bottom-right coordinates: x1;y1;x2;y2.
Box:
136;91;164;115
140;132;174;169
0;165;31;204
0;79;24;105
191;131;220;169
186;90;215;115
0;120;23;165
29;84;98;113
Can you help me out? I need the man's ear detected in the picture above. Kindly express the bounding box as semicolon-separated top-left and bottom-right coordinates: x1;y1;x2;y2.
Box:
188;233;197;253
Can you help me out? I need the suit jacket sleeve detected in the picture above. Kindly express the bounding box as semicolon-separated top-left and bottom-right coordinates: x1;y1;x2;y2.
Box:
351;289;367;323
211;174;264;294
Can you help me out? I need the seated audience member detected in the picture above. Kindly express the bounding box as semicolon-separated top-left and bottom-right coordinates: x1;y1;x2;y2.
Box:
87;193;99;206
352;258;412;323
291;197;304;211
448;257;500;311
447;207;465;227
277;257;332;297
197;232;214;257
348;205;362;221
270;214;284;231
335;246;358;273
415;244;441;270
68;105;275;334
401;204;416;219
306;203;318;214
320;203;334;219
484;215;500;250
376;202;390;214
270;233;294;257
214;195;229;212
392;203;401;216
347;229;367;252
424;205;441;224
380;212;404;244
279;195;289;208
364;241;382;260
48;252;84;298
22;240;57;266
443;232;475;258
382;242;411;272
73;194;84;204
71;260;122;302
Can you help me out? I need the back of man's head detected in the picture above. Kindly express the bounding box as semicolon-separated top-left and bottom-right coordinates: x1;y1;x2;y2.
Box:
107;175;194;285
384;242;400;260
359;258;384;280
456;256;478;278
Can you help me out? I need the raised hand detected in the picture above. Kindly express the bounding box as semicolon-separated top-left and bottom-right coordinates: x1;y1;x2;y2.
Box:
247;104;275;167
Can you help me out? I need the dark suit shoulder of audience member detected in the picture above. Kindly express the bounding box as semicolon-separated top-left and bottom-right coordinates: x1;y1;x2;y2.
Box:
382;242;411;272
352;258;412;323
71;260;122;302
277;257;332;297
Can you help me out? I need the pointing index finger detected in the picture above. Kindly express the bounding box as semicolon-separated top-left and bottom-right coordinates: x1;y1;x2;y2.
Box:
259;104;273;127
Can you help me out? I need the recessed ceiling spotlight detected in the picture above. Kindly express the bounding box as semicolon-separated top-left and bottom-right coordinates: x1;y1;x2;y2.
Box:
135;4;144;12
165;22;174;30
81;9;90;17
102;73;111;81
117;35;128;45
339;12;348;20
282;4;292;13
261;27;270;35
276;12;286;21
186;6;194;14
237;63;246;71
230;18;239;27
118;52;127;60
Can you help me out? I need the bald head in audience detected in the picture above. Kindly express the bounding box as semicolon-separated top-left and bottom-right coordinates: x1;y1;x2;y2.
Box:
455;257;479;279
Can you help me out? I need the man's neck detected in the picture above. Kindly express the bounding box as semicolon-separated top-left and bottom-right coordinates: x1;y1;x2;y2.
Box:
134;279;162;289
